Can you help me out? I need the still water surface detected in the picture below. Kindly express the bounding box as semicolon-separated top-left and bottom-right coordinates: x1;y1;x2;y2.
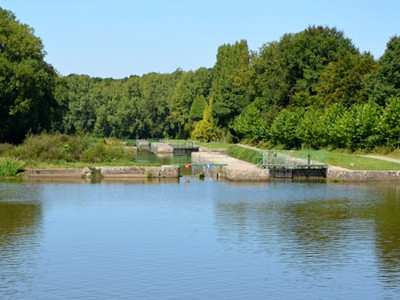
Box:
0;179;400;299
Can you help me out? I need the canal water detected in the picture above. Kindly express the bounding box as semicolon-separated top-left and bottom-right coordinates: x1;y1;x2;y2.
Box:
1;179;399;299
135;150;192;175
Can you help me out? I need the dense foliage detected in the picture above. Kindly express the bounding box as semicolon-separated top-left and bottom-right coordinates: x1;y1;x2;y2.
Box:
10;132;135;163
0;9;58;144
1;8;400;151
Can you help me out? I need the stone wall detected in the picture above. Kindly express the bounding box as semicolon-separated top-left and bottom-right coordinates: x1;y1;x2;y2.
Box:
25;168;83;177
100;166;179;178
327;168;400;182
25;165;180;179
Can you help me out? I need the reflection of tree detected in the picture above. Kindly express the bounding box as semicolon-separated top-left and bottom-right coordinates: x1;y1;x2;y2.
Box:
0;202;41;245
0;185;42;297
373;184;400;286
215;197;369;272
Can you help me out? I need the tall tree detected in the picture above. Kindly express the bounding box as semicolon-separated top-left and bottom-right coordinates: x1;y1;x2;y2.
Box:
0;8;58;143
211;40;252;127
366;36;400;105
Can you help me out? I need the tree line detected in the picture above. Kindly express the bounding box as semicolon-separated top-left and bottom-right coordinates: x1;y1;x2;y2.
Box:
1;8;400;150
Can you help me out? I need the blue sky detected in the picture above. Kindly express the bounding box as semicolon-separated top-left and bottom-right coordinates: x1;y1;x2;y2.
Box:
1;0;399;78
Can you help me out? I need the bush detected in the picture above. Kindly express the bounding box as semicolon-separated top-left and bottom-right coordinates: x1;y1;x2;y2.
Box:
0;143;14;156
10;133;135;163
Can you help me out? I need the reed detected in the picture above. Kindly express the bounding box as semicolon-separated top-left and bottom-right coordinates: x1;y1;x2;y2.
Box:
0;157;24;178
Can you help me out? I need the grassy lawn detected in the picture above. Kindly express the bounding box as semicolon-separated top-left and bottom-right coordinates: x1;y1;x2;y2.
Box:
281;150;400;170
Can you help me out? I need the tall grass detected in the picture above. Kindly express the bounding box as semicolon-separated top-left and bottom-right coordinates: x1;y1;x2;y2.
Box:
0;157;24;178
9;133;136;164
226;145;262;164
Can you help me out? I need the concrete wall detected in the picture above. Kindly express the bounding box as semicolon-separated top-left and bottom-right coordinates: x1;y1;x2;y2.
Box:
327;168;400;182
100;166;179;178
25;168;84;177
25;165;180;179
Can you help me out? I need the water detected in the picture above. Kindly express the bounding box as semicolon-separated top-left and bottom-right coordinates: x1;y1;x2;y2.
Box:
135;150;192;175
1;179;400;299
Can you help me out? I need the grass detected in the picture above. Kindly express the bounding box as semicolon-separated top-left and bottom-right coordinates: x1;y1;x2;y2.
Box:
226;145;262;164
199;141;231;149
280;150;400;170
0;157;24;178
382;149;400;160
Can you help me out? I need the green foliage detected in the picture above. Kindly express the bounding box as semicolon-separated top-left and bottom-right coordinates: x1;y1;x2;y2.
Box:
0;157;24;178
0;143;15;156
269;108;305;149
189;95;207;121
313;53;379;107
296;109;324;149
10;133;135;163
233;105;268;140
191;98;217;142
211;40;253;127
366;36;400;105
0;8;58;143
378;96;400;147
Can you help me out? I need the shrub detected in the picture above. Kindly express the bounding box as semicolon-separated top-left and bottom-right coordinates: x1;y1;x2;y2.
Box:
0;143;14;156
10;133;135;163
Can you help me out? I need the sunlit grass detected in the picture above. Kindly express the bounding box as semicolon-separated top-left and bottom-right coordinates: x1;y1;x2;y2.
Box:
281;150;400;170
199;142;231;149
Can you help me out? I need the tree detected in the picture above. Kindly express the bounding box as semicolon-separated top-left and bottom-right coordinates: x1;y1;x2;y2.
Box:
313;53;379;107
189;95;207;122
191;98;217;142
0;8;58;143
366;36;400;106
211;40;253;127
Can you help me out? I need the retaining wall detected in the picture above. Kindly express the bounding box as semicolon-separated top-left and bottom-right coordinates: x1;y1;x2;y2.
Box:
327;168;400;182
25;165;180;179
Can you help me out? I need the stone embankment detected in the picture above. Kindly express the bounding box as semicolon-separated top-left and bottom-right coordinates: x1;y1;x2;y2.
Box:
191;152;269;182
25;165;179;179
327;167;400;182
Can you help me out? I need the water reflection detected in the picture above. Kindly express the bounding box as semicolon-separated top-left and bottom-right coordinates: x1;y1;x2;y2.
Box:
372;184;400;287
213;182;400;293
0;184;43;297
